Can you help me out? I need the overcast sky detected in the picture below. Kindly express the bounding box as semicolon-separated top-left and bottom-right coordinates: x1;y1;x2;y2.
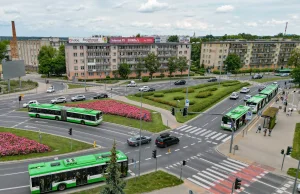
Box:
0;0;299;37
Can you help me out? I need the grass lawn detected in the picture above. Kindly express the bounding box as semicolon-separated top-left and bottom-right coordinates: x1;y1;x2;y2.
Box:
67;84;92;89
0;127;92;161
72;170;183;194
291;123;300;160
96;80;120;84
287;168;300;179
252;77;290;83
0;80;38;94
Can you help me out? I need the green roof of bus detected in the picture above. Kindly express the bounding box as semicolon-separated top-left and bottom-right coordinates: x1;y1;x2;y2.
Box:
28;150;127;177
29;104;101;115
225;105;250;119
259;84;278;95
29;103;62;110
247;95;266;103
278;68;292;72
67;107;101;115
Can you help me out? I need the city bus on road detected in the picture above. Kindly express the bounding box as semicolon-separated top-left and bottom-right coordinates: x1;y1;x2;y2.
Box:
221;105;250;131
245;94;267;114
28;150;128;194
275;68;292;76
259;84;279;103
28;104;103;126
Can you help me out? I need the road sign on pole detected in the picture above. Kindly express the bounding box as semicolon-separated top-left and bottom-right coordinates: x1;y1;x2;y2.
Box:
185;99;190;107
246;111;252;120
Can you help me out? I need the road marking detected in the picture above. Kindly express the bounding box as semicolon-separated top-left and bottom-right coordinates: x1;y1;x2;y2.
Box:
227;158;249;167
220;163;241;171
206;168;229;178
223;160;245;169
191;143;195;146
199;158;236;173
145;158;151;161
211;117;218;121
0;185;30;191
222;136;231;142
176;125;187;130
125;152;131;154
190;128;202;134
157;155;162;157
216;134;228;141
145;146;150;149
128;161;139;166
12;119;31;128
0;171;28;176
24;125;37;129
185;127;198;133
197;172;220;183
183;146;188;148
226;106;232;110
210;133;222;139
180;126;193;131
200;130;211;136
195;129;207;135
35;121;48;124
212;142;218;144
203;123;208;127
205;131;217;138
254;179;290;193
198;141;201;143
175;149;180;152
187;178;210;190
222;111;225;114
202;171;224;181
193;175;215;186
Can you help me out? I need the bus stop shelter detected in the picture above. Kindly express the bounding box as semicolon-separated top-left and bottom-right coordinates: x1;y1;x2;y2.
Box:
261;107;279;129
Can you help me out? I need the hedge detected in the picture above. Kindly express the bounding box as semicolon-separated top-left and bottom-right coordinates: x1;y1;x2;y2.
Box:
142;77;149;82
193;76;216;79
162;88;183;94
196;91;212;98
154;93;164;97
189;100;196;105
173;96;184;100
145;96;178;107
222;81;240;87
182;88;195;93
134;92;154;97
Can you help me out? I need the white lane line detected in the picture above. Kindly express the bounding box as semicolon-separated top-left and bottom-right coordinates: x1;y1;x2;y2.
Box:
226;107;232;110
191;143;195;146
200;130;211;136
0;171;28;176
125;152;131;154
203;123;209;127
222;111;225;114
202;171;224;181
216;134;228;141
206;168;229;179
187;178;210;190
177;125;187;130
211;117;218;121
212;142;218;145
12;119;31;128
157;155;162;157
175;149;180;152
222;136;231;142
211;133;222;139
195;129;207;135
0;185;30;191
192;175;215;187
185;127;198;133
190;128;202;134
227;158;249;167
145;158;151;161
205;131;217;138
183;146;188;148
128;161;139;166
180;126;193;131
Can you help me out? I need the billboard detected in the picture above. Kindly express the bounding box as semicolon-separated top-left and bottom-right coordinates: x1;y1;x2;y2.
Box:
68;37;108;43
155;36;168;43
179;36;190;43
110;37;154;44
2;60;25;80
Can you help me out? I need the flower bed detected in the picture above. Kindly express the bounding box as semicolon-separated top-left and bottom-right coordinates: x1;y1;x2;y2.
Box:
67;100;152;121
0;133;51;156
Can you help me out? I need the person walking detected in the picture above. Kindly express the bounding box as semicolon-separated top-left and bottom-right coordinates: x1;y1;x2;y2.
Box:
256;124;262;133
263;128;267;136
291;108;293;116
268;129;272;136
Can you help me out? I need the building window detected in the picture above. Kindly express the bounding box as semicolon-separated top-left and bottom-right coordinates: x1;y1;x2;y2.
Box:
113;52;116;56
75;73;78;77
89;72;94;76
97;72;101;76
88;59;93;63
113;59;116;63
80;46;83;49
184;51;187;54
179;51;182;54
74;66;78;70
113;65;116;69
219;55;221;59
208;60;210;64
81;72;85;76
74;59;78;64
73;53;77;57
80;59;84;64
113;46;116;49
80;53;84;57
73;46;77;50
219;50;222;53
225;49;227;53
81;66;84;70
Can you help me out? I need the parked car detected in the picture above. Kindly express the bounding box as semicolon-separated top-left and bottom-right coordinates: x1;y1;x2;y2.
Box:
139;86;150;92
71;95;86;102
46;86;55;93
252;74;263;79
208;78;218;82
155;133;179;148
174;80;186;85
244;95;252;101
51;97;67;104
240;87;250;93
258;85;266;92
93;93;108;99
23;100;39;108
273;82;278;85
230;92;239;100
127;135;151;147
127;81;137;87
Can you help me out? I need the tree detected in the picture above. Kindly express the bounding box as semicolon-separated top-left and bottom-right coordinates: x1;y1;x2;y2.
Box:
101;140;126;194
167;56;177;77
287;48;300;68
0;40;9;61
38;46;57;77
135;58;144;79
136;33;141;37
224;53;241;73
53;45;66;76
112;70;119;79
291;68;300;87
176;57;188;76
118;63;131;79
144;53;160;80
167;35;179;42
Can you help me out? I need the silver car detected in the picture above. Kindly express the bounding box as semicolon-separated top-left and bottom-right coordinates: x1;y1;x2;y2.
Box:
71;95;86;102
51;97;67;104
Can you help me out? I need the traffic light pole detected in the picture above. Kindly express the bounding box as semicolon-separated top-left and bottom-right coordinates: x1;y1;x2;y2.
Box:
180;163;183;180
292;159;300;194
156;158;157;172
231;182;235;194
281;153;286;171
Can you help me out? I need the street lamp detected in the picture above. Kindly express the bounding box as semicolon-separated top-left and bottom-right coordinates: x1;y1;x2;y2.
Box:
185;59;192;115
138;90;143;178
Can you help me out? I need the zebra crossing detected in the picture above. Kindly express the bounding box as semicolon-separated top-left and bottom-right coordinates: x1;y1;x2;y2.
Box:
171;125;231;143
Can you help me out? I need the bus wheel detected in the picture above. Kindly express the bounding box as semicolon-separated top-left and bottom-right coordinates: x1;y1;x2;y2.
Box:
55;116;59;121
36;114;40;118
58;184;66;191
81;120;85;125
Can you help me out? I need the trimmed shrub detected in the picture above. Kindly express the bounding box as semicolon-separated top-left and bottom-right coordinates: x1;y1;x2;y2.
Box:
173;96;184;100
134;92;154;97
222;82;240;87
106;76;110;79
196;91;212;98
154;93;164;97
193;76;216;79
189;100;196;105
145;96;178;107
163;88;182;93
142;77;149;82
182;88;195;93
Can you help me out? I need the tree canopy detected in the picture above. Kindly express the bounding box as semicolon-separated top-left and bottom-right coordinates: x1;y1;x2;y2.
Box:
135;58;144;79
144;52;160;79
0;40;9;61
291;68;300;87
167;35;179;42
118;63;131;79
224;53;241;73
176;57;188;76
167;56;177;77
287;48;300;68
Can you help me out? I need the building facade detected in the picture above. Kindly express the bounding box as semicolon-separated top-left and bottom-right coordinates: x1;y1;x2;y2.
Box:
65;37;191;80
200;40;300;70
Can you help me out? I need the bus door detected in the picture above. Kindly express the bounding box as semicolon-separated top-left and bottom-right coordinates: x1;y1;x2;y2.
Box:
75;169;88;186
39;175;52;193
61;109;67;121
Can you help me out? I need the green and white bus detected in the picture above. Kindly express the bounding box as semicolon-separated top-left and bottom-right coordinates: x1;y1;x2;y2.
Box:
221;105;250;131
28;150;128;194
28;104;103;126
245;94;268;114
275;68;292;76
259;84;279;103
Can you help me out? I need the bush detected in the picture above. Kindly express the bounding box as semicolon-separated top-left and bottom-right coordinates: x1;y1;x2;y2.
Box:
106;76;110;79
189;100;196;105
191;82;219;89
145;96;177;107
196;91;212;98
134;92;154;97
193;76;216;79
142;77;149;82
154;93;164;97
222;81;240;87
173;96;184;100
163;88;182;93
212;70;226;74
182;88;195;93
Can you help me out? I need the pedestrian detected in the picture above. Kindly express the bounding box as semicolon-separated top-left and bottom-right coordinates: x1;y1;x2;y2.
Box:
290;108;293;116
268;129;272;136
263;128;267;136
256;124;262;133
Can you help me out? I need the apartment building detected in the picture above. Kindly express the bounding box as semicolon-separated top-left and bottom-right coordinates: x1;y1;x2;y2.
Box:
200;40;300;70
65;36;191;80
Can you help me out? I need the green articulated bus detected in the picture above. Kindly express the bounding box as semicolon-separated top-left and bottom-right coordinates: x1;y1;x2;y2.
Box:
259;84;279;103
221;105;250;131
28;150;128;194
245;94;267;114
28;104;103;126
275;68;292;76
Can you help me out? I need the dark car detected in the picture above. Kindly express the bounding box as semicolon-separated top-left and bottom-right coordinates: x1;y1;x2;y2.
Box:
93;93;108;99
155;133;179;148
208;78;217;82
258;85;266;92
127;135;151;146
147;87;155;92
174;80;186;85
252;74;263;79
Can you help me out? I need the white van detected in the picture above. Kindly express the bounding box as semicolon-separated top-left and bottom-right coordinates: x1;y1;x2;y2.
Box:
127;81;137;87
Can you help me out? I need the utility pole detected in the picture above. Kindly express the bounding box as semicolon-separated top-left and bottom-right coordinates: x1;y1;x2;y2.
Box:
138;90;143;178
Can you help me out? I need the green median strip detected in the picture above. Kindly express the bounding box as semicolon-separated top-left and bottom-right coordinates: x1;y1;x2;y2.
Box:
287;123;300;178
72;170;183;194
0;127;92;161
67;84;92;89
252;77;290;83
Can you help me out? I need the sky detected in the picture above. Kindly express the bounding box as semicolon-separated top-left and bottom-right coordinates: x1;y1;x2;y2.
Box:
0;0;299;37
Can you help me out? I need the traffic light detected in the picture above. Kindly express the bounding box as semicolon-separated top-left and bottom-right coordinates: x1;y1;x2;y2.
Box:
183;107;188;116
281;149;284;155
183;160;186;166
234;178;242;189
18;95;22;101
286;146;293;155
152;150;157;159
171;107;175;116
69;128;72;135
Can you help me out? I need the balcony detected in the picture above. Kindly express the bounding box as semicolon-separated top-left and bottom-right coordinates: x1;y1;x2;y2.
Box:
87;55;110;59
119;48;151;51
95;62;110;65
87;49;110;52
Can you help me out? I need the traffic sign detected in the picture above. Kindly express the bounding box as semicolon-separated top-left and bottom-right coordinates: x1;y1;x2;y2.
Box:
246;111;252;120
185;99;190;107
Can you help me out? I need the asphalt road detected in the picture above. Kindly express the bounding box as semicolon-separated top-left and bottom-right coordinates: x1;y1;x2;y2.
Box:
0;79;297;194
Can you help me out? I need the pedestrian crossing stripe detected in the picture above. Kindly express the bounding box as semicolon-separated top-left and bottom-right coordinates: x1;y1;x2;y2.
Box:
185;127;198;133
180;126;193;131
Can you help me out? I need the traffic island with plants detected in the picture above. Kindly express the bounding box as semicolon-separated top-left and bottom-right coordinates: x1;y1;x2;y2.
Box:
287;123;300;179
0;79;38;94
0;127;92;161
127;81;250;123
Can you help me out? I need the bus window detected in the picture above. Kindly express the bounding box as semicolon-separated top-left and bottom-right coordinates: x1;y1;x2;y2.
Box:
120;161;128;177
91;116;96;121
96;113;100;120
31;177;39;187
29;108;37;113
222;116;229;124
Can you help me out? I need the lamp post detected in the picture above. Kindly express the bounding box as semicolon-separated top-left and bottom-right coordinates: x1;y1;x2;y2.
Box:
219;53;224;87
138;90;143;178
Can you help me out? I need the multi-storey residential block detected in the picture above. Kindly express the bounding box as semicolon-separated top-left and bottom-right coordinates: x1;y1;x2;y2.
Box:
200;40;300;70
65;36;191;80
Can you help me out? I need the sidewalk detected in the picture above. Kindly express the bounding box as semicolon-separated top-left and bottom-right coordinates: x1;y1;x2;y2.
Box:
217;88;300;176
114;96;181;130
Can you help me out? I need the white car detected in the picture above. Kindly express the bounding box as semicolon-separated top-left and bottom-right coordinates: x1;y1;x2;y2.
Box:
71;95;86;102
23;100;39;108
47;87;55;93
127;81;137;87
240;87;250;93
139;86;150;92
230;92;239;100
297;183;300;192
51;97;67;104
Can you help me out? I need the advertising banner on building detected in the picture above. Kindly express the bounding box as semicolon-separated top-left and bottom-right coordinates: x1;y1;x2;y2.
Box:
179;36;190;43
155;36;168;43
68;37;108;43
110;37;154;44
